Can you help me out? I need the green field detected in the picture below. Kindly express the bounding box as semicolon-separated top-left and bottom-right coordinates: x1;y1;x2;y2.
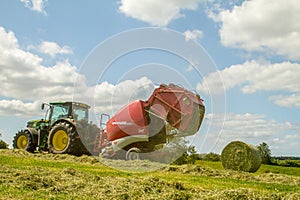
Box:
1;150;299;200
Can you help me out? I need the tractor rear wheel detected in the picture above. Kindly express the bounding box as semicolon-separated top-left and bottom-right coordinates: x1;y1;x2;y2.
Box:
13;130;36;153
48;121;83;156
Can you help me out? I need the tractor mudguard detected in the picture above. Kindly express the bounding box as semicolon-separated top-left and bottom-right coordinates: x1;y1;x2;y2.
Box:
27;128;38;146
51;118;87;141
50;118;81;140
51;119;76;129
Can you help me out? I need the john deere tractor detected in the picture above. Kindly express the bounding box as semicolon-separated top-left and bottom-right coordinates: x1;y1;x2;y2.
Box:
13;101;98;155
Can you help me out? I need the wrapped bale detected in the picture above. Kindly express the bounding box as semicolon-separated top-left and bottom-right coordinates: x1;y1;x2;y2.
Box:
221;141;262;173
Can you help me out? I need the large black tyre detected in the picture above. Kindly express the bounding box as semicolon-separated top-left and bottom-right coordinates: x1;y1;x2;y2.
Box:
13;130;36;153
48;121;84;156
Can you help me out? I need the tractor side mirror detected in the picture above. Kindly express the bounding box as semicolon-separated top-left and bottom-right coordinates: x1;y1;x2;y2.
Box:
41;103;45;110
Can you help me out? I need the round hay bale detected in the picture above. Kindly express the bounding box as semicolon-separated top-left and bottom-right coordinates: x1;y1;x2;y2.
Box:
221;141;261;173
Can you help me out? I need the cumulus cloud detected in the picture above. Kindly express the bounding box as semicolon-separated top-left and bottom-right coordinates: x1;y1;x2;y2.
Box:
118;0;201;26
36;41;73;58
0;77;154;117
73;76;155;115
0;26;155;117
0;100;42;117
204;112;300;155
217;0;300;60
269;94;300;108
0;27;83;101
0;26;83;115
197;60;300;107
88;77;155;115
184;29;203;42
20;0;47;15
207;113;298;138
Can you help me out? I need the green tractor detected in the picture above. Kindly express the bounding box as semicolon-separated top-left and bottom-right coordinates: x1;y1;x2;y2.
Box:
13;101;98;155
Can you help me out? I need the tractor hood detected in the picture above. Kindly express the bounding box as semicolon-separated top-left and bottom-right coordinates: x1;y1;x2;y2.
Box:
27;119;49;129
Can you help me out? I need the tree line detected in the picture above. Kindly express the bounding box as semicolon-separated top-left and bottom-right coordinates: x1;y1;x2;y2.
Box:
0;132;9;149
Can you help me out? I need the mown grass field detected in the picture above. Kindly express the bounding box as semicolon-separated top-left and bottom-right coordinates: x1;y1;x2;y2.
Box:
1;149;300;200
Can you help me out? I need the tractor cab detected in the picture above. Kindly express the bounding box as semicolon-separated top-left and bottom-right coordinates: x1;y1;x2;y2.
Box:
41;102;90;125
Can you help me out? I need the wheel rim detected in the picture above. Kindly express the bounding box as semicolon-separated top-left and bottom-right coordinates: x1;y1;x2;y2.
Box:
17;135;28;149
52;130;69;151
127;151;139;160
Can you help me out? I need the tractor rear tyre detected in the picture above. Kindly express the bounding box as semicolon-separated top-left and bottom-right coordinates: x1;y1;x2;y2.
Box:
126;147;141;160
48;121;83;156
13;130;36;153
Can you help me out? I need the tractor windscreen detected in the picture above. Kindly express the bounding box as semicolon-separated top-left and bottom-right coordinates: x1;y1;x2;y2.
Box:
72;106;88;122
50;104;70;123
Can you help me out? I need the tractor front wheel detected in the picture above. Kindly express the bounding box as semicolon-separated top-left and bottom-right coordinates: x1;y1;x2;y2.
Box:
13;130;36;153
48;122;82;155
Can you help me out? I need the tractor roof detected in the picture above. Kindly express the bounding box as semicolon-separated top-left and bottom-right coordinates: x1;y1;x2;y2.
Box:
49;101;90;109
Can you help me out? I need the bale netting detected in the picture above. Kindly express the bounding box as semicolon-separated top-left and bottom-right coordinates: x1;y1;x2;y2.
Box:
221;141;262;173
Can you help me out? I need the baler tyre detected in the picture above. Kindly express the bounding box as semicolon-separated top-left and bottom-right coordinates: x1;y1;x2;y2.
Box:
126;147;141;160
13;130;36;153
48;121;82;155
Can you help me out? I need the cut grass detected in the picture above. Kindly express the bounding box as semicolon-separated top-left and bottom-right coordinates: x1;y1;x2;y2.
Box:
196;159;300;177
162;165;300;192
1;149;300;200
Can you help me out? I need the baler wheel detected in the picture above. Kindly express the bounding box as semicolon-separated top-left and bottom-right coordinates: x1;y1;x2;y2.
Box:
126;147;141;160
13;130;36;153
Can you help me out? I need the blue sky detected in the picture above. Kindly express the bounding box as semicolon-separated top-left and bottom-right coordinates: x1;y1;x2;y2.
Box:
0;0;299;156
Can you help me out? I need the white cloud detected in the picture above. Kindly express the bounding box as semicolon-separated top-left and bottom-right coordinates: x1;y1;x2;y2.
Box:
0;100;41;117
197;60;300;107
0;26;155;117
83;77;155;115
205;1;224;22
184;29;203;42
217;0;300;60
285;134;300;141
207;113;298;138
269;94;300;108
118;0;201;26
0;77;155;118
197;60;261;94
204;112;300;155
37;41;73;58
0;26;85;105
20;0;47;15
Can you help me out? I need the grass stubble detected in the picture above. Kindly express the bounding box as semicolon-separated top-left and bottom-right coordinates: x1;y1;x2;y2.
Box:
0;149;299;200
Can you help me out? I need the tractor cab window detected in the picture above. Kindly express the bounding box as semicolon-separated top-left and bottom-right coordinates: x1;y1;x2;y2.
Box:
50;105;70;123
72;106;88;122
45;107;51;121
